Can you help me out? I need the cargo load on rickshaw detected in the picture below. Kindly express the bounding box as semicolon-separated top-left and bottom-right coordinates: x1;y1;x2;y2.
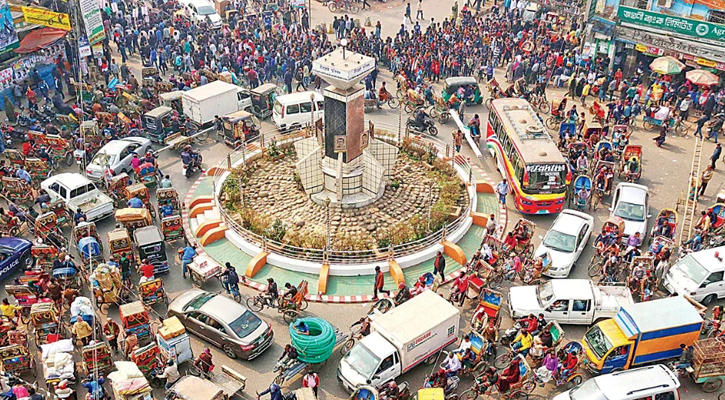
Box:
89;263;124;305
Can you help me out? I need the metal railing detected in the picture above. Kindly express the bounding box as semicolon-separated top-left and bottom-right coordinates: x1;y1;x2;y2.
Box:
208;123;475;265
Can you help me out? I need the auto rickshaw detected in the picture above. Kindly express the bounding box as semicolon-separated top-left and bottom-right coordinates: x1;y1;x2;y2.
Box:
25;158;51;189
108;228;134;265
125;183;156;219
0;177;32;203
159;91;184;114
142;106;175;144
134;163;158;189
250;83;279;119
115;208;152;233
133;226;168;275
222;110;260;148
441;77;483;106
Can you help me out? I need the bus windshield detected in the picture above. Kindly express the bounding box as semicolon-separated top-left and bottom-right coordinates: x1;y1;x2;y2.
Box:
525;164;567;194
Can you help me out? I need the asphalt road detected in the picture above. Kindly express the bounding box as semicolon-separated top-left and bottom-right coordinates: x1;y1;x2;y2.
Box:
2;1;725;399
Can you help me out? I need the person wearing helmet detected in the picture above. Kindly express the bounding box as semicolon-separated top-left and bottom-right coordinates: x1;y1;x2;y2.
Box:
394;281;410;305
157;358;180;389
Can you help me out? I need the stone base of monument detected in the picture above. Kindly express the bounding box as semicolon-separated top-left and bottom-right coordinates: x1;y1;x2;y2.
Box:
310;179;386;209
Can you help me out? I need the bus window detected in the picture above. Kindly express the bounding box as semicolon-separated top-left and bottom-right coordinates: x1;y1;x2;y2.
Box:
525;164;567;193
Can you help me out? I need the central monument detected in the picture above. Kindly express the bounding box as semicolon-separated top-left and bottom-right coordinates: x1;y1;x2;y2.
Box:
295;43;398;208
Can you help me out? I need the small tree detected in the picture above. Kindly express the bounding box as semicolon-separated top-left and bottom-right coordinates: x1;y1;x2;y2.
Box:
4;96;15;123
265;218;287;242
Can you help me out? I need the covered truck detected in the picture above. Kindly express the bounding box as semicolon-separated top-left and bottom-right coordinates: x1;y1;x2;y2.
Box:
337;290;460;392
509;279;634;325
582;296;703;375
182;81;239;126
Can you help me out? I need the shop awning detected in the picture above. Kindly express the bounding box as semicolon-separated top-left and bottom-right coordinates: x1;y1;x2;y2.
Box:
14;27;67;54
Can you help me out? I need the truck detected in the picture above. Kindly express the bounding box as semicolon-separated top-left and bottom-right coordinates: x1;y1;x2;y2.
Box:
41;173;115;222
337;290;460;392
508;279;634;325
582;296;703;375
182;81;240;126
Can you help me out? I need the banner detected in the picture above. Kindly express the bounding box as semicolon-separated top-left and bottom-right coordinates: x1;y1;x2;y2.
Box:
80;0;106;45
618;6;725;43
0;0;19;54
21;7;71;31
78;36;91;57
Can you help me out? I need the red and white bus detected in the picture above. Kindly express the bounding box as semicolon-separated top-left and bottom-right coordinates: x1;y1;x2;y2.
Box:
486;98;570;214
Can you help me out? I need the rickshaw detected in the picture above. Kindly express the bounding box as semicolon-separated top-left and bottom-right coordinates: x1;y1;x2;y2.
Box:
108;228;134;261
222;110;260;148
142;106;176;144
120;301;152;343
44;135;74;167
80;121;103;155
48;199;71;227
628;256;656;300
32;244;58;273
138;279;169;306
78;236;102;264
582;121;603;145
134;225;169;275
157;188;180;216
72;222;103;252
612;124;632;152
470;288;503;333
506;219;536;258
245;280;309;323
650;208;678;241
470;354;535;397
495;321;565;369
428;95;451;124
558;122;577;144
403;89;426;114
441;77;483;106
115;208;152;233
589;101;605;124
125;183;157;219
34;212;60;241
135;162;158;189
162;216;184;242
4;149;25;167
53;262;82;289
546;97;568;129
533;341;584;390
159;91;184;114
106;172;131;207
250;83;279;119
708;203;725;230
618;145;642;182
568;175;592;211
25;158;52;189
483;77;505;109
593;140;613;162
89;263;124;305
591;160;615;211
565;140;588;160
30;301;61;347
1;177;32;203
0;344;36;377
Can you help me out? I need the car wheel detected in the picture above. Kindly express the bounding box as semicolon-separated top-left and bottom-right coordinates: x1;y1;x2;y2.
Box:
223;344;237;359
702;294;717;306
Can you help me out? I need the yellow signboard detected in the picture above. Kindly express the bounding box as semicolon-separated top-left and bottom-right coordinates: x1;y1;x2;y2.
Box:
22;7;71;31
696;58;717;68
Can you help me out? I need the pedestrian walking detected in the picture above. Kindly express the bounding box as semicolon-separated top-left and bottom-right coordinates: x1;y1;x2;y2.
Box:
416;0;424;20
302;371;320;398
495;179;510;204
700;166;714;196
405;3;413;22
433;251;446;280
454;129;463;153
694;115;709;139
712;144;722;170
373;266;390;299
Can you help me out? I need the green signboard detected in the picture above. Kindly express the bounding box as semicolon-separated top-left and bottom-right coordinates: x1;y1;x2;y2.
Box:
618;6;725;43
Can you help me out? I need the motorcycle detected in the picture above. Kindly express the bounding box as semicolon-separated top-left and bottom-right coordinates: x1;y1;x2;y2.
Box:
406;116;438;136
182;151;203;178
499;321;524;346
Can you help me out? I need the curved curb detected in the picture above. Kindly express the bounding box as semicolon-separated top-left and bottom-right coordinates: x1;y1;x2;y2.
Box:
472;164;508;239
183;164;508;304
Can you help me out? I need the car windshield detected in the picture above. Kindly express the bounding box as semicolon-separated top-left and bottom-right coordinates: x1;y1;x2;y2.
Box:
614;201;645;222
584;325;612;360
197;5;215;15
228;311;263;339
672;256;708;285
570;379;608;400
183;293;215;311
537;281;555;306
543;229;576;253
91;152;111;167
344;344;380;379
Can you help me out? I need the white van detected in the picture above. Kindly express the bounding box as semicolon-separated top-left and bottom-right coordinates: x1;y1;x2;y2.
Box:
272;91;324;132
664;245;725;305
554;365;680;400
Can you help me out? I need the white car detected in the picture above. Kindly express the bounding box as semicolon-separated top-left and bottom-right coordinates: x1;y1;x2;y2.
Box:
185;0;222;28
42;173;114;222
535;209;594;278
610;183;650;242
85;137;152;181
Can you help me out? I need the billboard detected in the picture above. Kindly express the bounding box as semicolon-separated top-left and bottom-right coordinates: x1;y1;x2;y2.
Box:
22;7;71;31
80;0;106;45
0;0;19;54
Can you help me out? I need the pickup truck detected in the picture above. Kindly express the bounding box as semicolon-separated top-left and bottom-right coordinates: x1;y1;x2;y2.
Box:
508;279;633;325
41;173;115;222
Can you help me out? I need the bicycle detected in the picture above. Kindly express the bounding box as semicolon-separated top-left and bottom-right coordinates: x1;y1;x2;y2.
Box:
328;0;360;13
340;328;364;355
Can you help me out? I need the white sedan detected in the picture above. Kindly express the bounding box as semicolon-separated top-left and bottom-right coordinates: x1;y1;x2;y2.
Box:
536;209;594;278
610;183;650;243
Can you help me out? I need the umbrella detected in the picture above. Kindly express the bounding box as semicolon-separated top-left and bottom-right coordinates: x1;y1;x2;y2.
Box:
686;69;720;86
649;56;685;75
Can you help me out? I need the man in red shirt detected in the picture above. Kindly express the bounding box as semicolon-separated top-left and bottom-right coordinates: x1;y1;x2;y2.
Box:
453;271;469;307
373;266;390;300
138;259;155;283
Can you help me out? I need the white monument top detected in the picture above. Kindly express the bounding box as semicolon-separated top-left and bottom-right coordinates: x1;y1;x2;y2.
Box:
312;46;375;90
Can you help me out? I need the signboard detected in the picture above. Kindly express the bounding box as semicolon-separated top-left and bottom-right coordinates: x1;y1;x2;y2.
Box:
0;0;19;54
79;36;91;58
618;6;725;43
21;7;71;31
92;43;104;58
80;0;106;45
619;26;725;64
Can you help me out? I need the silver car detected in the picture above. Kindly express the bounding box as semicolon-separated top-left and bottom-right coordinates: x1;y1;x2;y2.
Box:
85;137;152;181
167;289;274;360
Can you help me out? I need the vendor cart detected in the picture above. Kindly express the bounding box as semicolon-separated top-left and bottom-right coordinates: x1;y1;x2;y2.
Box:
109;361;153;400
133;226;169;275
157;316;193;364
0;344;35;376
89;263;124;305
169;372;246;400
273;326;346;385
687;338;725;392
30;301;61;347
187;254;223;288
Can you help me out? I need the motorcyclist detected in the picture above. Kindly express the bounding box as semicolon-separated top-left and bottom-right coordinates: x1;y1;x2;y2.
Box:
414;108;430;130
181;145;196;167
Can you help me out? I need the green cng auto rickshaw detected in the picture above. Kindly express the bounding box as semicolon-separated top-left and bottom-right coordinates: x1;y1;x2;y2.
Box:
142;106;175;144
441;77;483;105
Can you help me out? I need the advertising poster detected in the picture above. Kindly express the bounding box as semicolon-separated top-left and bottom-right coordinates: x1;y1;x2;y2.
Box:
0;0;19;54
80;0;106;45
21;7;72;31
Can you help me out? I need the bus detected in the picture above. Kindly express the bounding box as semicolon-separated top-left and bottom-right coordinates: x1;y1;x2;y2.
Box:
486;98;570;214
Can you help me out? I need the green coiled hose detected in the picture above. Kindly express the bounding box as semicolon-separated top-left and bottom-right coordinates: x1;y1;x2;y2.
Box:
289;317;336;363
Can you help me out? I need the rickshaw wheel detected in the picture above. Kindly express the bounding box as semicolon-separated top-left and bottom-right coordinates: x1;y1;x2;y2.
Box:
340;338;355;355
404;104;415;114
510;390;528;400
588;262;602;278
349;3;360;13
719;392;725;400
246;296;265;312
643;120;654;131
545;117;556;130
703;377;723;393
300;299;309;311
195;130;209;142
461;389;479;400
522;381;536;393
441;113;450;124
493;351;514;369
388;97;400;109
539;102;550;114
273;374;285;385
488;274;503;289
283;310;298;324
429;108;439;119
191;272;203;288
566;375;583;390
65;153;74;167
484;98;493;110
